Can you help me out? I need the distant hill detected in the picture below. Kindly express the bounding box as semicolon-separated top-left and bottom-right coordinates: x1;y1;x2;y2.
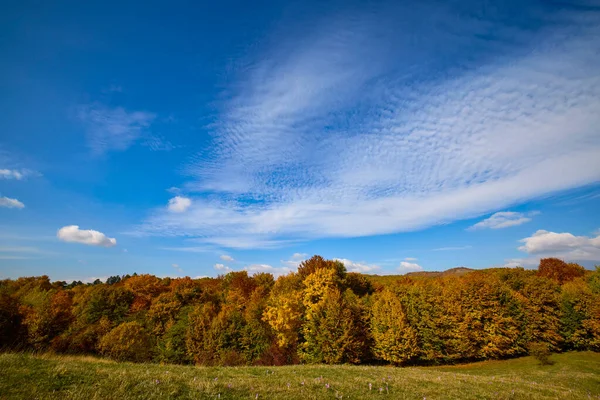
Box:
405;266;474;278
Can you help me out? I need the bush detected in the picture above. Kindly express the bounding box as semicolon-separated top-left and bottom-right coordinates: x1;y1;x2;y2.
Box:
98;321;152;362
529;342;554;365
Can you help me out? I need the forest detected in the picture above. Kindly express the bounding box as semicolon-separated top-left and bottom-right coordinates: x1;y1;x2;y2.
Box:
1;256;599;366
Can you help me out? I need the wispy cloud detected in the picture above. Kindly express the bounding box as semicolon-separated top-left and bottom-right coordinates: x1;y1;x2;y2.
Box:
142;135;177;151
137;3;600;249
76;103;155;154
0;246;41;253
433;245;472;252
281;253;308;269
469;211;539;230
0;169;40;180
171;263;183;273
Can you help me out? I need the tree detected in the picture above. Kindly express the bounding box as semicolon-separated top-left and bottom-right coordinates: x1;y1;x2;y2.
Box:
263;274;304;353
538;258;586;284
299;288;368;364
370;289;418;365
123;274;168;312
98;321;152;362
0;292;23;349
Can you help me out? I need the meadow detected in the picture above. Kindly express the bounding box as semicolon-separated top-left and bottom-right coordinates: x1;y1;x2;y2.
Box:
1;351;599;399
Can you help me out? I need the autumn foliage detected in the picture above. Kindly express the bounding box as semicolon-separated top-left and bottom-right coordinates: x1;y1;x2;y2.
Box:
0;257;598;365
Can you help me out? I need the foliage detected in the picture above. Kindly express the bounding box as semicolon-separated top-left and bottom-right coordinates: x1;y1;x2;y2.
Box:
370;289;418;365
98;321;152;362
537;258;586;284
0;256;597;368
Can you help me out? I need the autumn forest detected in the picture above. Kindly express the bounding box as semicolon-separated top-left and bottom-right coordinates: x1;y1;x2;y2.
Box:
1;256;599;366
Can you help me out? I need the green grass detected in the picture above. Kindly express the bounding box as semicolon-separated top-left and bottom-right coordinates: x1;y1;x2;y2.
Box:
1;352;599;399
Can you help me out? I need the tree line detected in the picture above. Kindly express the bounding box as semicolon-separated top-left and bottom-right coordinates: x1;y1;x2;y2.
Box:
0;256;598;365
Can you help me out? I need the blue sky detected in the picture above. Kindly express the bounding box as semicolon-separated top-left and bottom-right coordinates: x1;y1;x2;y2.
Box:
1;0;600;282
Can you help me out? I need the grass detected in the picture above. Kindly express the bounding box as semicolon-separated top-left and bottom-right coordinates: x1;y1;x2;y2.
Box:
1;352;599;399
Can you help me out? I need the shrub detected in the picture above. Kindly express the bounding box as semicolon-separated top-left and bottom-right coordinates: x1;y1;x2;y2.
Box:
528;342;554;365
98;321;152;362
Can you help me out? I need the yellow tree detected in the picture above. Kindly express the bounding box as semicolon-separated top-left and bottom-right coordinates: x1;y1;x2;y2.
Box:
262;274;304;351
370;289;418;365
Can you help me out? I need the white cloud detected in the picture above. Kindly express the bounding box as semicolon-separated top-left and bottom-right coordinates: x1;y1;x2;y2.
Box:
76;103;155;154
244;264;292;277
0;169;39;180
57;225;117;247
517;229;600;261
136;7;600;249
220;255;235;262
404;257;417;261
399;261;423;272
469;211;538;230
0;196;25;209
335;258;380;273
168;196;192;213
214;263;231;272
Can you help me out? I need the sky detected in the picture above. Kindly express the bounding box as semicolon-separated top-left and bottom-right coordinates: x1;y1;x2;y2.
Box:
1;0;600;282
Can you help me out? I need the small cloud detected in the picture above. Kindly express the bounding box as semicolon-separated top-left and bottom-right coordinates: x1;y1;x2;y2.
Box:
334;258;380;273
168;196;192;213
214;263;232;272
123;249;128;253
0;196;25;209
166;187;181;194
469;211;539;231
220;255;234;262
404;257;417;261
432;245;472;251
399;261;423;272
57;225;117;247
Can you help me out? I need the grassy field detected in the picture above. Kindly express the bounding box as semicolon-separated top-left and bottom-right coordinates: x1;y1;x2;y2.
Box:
0;352;599;399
